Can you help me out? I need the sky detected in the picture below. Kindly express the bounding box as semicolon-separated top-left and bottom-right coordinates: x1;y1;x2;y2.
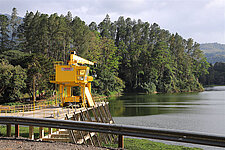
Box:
1;0;225;44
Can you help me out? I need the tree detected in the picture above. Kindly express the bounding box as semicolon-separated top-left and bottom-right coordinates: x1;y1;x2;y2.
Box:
25;54;54;99
17;11;34;51
98;14;112;38
0;59;27;102
71;16;91;56
0;15;10;52
86;36;124;95
125;17;134;45
89;22;98;31
65;11;72;22
10;8;20;49
115;16;126;46
0;50;31;68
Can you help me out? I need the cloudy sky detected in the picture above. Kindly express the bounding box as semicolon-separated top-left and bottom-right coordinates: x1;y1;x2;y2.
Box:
1;0;225;44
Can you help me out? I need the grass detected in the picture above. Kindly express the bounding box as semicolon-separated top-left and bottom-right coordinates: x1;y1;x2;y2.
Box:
103;138;202;150
0;125;56;139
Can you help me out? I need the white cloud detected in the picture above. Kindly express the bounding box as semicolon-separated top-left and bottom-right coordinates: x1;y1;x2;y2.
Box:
0;0;224;43
205;0;225;9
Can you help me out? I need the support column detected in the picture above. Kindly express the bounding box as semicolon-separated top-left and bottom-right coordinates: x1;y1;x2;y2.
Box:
39;127;44;139
29;126;34;140
80;85;85;107
6;124;11;137
87;82;91;93
15;124;19;138
48;128;53;134
118;135;124;148
55;84;58;106
67;86;71;97
59;85;64;106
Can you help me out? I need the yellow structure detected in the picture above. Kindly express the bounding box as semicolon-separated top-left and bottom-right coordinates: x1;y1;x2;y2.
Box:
50;51;95;107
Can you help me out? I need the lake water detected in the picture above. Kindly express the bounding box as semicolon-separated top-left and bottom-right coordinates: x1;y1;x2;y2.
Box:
108;86;225;149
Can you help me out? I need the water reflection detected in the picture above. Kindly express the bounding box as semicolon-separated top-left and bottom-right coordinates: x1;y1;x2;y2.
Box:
110;86;225;149
108;86;225;117
204;86;225;91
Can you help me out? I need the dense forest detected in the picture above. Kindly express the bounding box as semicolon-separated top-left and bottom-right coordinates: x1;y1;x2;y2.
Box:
200;62;225;86
0;8;210;102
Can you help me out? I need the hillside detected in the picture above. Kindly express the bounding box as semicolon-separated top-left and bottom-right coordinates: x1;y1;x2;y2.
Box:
200;43;225;53
200;43;225;64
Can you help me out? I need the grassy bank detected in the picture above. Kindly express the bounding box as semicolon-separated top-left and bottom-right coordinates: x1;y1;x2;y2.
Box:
104;138;202;150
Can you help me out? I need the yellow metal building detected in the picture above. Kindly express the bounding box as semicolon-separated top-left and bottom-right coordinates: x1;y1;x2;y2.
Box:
50;51;95;107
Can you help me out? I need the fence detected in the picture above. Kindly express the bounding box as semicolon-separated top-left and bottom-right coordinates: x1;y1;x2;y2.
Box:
0;116;225;148
0;104;77;119
0;104;49;113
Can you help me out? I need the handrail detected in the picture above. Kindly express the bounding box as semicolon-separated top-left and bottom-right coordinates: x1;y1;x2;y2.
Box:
0;116;225;148
0;103;54;114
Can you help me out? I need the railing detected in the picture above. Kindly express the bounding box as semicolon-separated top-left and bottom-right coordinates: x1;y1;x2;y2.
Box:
0;104;47;113
50;75;56;82
0;105;75;119
0;103;57;117
0;116;225;148
54;61;64;66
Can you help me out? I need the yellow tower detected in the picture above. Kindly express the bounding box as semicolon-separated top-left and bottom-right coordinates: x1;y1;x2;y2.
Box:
50;51;95;107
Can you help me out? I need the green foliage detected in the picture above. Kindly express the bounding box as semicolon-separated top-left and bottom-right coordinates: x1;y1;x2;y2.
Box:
10;8;20;49
140;82;156;94
25;53;54;99
200;62;225;85
86;36;125;95
113;18;209;93
0;50;30;67
0;50;54;101
0;59;26;102
0;15;10;52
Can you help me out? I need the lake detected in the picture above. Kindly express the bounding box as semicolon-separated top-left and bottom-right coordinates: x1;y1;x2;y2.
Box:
108;86;225;149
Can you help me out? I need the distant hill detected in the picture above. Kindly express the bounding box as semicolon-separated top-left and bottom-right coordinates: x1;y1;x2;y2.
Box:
200;43;225;64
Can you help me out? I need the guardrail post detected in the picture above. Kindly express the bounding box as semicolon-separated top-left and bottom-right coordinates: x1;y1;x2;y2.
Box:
6;124;11;137
48;128;53;134
118;135;124;149
29;126;34;140
15;124;19;137
39;127;44;139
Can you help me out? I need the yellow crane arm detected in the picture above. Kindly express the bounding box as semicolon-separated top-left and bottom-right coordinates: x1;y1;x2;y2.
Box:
69;55;94;65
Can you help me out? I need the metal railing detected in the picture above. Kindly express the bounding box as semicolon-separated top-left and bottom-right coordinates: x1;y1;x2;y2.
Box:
0;103;57;117
0;116;225;148
0;104;48;113
50;75;56;82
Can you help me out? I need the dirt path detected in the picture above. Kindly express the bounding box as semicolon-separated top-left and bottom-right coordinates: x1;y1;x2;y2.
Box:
0;137;108;150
